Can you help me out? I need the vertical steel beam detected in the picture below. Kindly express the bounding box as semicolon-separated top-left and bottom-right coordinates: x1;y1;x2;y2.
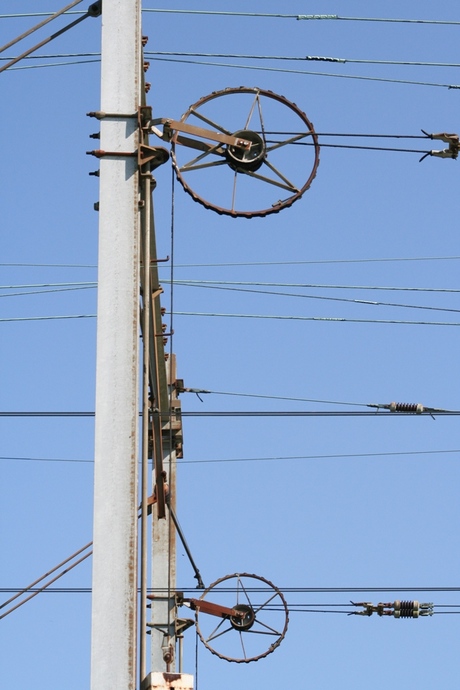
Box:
150;358;179;672
90;2;141;690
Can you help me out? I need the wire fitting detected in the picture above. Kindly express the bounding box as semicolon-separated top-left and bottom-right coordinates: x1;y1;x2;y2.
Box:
389;402;424;414
419;131;459;162
350;600;434;618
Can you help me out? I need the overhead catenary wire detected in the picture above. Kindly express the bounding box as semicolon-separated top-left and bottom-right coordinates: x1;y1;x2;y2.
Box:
172;311;460;327
0;1;101;75
6;279;454;315
1;410;459;417
5;50;460;70
2;256;460;268
0;286;96;298
180;388;367;407
9;278;460;294
4;10;460;26
167;279;460;294
3;585;460;595
289;141;437;156
4;49;459;88
169;282;460;315
170;256;460;268
0;263;97;268
0;0;83;55
0;544;92;620
0;281;96;289
149;56;460;91
4;58;99;71
145;51;460;69
3;312;460;326
142;10;460;27
0;314;96;323
3;448;459;466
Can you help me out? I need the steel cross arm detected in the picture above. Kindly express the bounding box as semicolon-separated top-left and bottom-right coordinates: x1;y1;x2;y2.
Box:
185;598;244;620
151;118;252;150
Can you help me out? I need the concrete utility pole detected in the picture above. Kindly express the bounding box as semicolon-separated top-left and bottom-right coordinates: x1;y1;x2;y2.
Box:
90;2;142;690
90;3;193;689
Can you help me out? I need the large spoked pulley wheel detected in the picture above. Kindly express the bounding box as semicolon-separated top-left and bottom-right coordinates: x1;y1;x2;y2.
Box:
170;87;320;219
194;572;289;663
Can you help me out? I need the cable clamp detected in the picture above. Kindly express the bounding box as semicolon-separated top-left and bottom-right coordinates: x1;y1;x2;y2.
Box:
420;130;459;161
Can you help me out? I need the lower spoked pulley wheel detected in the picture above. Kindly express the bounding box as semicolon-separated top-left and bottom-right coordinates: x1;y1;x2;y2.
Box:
170;87;320;219
194;572;289;663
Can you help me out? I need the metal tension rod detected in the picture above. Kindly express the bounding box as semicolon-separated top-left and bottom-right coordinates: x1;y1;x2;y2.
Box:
167;497;205;589
150;118;252;150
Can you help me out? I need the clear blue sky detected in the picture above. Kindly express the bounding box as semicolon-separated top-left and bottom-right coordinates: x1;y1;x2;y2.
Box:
1;2;460;689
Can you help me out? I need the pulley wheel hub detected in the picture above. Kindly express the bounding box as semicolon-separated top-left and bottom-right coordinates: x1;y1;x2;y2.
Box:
230;604;255;631
226;130;265;172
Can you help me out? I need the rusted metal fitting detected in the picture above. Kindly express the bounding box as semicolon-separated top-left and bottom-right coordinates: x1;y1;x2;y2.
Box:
86;149;137;158
162;643;174;664
143;61;150;72
86;111;137;119
87;0;102;17
142;36;148;46
420;131;460;162
145;82;151;93
139;144;170;170
150;256;170;264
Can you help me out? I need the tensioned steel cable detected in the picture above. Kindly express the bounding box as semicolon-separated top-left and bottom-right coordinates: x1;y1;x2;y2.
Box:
8;52;459;90
0;281;96;289
142;10;460;26
5;50;460;70
286;139;442;156
8;280;460;294
168;279;460;294
3;586;460;594
172;311;460;327
146;51;460;69
1;411;460;417
3;312;460;326
2;280;456;314
149;56;460;90
0;286;95;298
3;448;460;465
5;10;460;26
5;281;457;314
0;544;92;620
2;257;460;268
170;256;460;268
169;283;460;315
0;0;83;55
0;0;101;75
1;590;458;615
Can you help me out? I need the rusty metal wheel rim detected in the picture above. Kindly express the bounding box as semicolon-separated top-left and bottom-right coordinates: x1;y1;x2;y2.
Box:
171;86;320;219
195;572;289;663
